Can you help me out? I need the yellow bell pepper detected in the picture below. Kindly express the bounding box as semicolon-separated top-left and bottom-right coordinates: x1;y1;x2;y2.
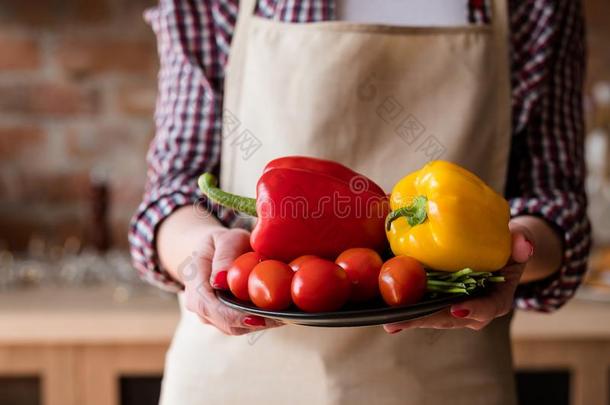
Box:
386;160;511;272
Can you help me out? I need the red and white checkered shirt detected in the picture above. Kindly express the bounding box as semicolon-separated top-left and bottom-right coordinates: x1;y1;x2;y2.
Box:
129;0;591;312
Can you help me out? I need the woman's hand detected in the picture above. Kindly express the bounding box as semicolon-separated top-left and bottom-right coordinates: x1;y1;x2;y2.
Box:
183;227;283;335
158;207;282;336
383;221;535;333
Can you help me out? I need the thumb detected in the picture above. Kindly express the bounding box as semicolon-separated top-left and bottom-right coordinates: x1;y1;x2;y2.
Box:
508;223;534;264
209;228;252;287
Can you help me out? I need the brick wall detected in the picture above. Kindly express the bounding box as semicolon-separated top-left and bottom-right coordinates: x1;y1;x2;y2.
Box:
0;0;609;251
0;0;157;250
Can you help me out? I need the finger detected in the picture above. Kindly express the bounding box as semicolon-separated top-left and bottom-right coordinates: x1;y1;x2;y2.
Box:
210;268;229;290
206;318;252;336
209;228;251;287
194;288;254;333
452;257;526;322
243;315;284;329
451;285;515;322
219;323;281;336
198;304;257;336
450;295;503;323
197;314;211;325
385;317;489;332
384;309;472;332
185;270;211;314
500;262;528;284
208;292;282;331
225;327;256;336
190;270;283;333
510;231;534;264
465;319;491;331
508;222;535;264
211;315;260;336
182;254;279;334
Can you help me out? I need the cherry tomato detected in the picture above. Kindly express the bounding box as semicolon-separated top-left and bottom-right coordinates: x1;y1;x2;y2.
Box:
248;260;294;310
288;255;319;272
378;256;426;306
291;258;351;313
335;248;383;302
227;252;266;301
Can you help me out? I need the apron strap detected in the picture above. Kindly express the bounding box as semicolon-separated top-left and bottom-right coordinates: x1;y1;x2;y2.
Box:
490;0;509;35
240;0;258;17
488;0;512;184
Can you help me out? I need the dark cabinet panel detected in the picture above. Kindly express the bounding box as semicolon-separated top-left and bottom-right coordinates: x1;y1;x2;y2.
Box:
516;370;570;405
0;377;40;405
120;376;162;405
117;371;574;405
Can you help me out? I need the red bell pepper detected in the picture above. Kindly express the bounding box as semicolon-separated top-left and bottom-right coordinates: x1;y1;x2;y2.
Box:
198;156;389;261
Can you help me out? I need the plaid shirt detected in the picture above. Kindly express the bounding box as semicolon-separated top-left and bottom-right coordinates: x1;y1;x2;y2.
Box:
129;0;591;312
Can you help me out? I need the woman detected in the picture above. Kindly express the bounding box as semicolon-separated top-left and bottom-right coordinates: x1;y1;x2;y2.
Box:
130;0;590;404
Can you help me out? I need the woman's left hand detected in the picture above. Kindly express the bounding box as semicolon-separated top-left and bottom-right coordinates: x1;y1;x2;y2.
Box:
383;222;534;333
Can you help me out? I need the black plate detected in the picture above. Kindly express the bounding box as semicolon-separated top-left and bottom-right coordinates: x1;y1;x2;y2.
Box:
216;290;477;327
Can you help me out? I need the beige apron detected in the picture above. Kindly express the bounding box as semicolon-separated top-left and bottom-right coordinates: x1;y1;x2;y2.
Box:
160;0;515;404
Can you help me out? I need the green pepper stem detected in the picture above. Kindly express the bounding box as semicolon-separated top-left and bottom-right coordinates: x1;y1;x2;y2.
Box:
426;267;505;296
447;268;474;280
427;280;466;289
385;195;428;231
426;285;468;294
198;173;258;217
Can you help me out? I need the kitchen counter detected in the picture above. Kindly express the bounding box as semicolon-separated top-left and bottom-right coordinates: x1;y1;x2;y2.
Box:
1;286;609;405
513;293;610;340
512;291;610;405
2;286;610;342
0;286;178;405
0;286;178;345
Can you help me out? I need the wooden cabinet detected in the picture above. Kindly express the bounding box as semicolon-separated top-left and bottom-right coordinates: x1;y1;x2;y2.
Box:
0;287;177;405
1;287;609;405
512;299;610;405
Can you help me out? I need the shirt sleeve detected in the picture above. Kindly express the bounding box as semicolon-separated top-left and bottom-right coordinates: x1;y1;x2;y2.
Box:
506;0;591;312
128;0;239;292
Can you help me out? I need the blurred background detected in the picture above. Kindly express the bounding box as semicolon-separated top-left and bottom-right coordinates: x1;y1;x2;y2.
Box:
0;0;156;251
0;0;609;405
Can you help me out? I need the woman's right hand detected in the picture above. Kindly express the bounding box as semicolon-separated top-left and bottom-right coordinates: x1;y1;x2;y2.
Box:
182;227;282;335
158;207;282;336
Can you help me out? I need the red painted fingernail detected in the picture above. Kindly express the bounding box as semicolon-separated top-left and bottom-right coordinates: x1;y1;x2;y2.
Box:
451;309;470;318
389;329;402;334
211;270;229;290
243;316;266;327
